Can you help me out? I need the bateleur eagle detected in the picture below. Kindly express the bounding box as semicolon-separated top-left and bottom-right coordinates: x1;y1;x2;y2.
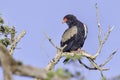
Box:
61;14;88;63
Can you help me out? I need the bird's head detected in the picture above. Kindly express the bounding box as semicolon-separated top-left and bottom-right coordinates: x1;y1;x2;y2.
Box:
62;14;77;27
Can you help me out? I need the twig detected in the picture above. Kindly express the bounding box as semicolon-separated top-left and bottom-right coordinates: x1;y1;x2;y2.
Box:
62;51;110;72
93;5;115;59
10;26;15;43
43;32;59;49
102;26;114;44
35;33;64;80
62;51;110;71
93;28;115;60
44;33;68;71
45;49;62;71
100;49;117;67
100;71;104;79
43;33;62;71
95;3;102;43
94;3;103;59
9;30;26;55
88;58;109;71
78;59;97;70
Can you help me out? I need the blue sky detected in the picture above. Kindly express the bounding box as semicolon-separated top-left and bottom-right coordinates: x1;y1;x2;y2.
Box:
0;0;120;80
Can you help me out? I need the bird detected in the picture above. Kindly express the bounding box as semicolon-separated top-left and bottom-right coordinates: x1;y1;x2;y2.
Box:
60;14;88;63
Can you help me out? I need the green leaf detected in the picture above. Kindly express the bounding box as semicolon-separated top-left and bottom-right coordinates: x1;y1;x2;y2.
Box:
102;76;106;80
0;38;11;47
72;54;82;60
56;68;63;76
65;54;73;59
0;17;4;24
46;71;54;80
56;68;71;78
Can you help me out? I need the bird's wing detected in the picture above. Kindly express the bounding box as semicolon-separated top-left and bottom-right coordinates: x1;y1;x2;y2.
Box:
61;26;77;51
75;24;88;41
61;26;77;43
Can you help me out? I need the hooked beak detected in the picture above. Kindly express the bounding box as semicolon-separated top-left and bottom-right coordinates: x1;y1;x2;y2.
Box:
62;18;67;24
62;20;65;24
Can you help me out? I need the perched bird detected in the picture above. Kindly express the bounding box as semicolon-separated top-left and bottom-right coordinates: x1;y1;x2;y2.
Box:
61;14;88;63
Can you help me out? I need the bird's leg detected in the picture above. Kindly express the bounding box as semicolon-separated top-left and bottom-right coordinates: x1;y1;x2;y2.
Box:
63;50;76;64
77;48;83;53
71;50;76;53
70;50;76;57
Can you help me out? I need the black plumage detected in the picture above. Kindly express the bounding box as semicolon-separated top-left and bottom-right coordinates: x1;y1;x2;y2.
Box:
61;14;88;63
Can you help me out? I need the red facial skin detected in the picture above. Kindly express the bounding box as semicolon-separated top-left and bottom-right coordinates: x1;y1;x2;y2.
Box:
62;18;68;23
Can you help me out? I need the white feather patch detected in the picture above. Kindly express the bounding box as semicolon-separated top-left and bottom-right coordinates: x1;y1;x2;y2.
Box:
83;24;88;39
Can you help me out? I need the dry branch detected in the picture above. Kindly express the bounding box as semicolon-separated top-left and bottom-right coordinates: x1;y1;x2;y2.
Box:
44;32;59;49
95;3;102;43
45;49;62;71
78;59;97;70
9;30;26;55
10;26;15;43
99;49;118;67
0;43;46;79
0;29;69;80
0;43;70;80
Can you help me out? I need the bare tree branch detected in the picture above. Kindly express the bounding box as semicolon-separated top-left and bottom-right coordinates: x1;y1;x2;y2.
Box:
44;32;112;71
87;58;109;71
95;3;102;43
43;32;59;49
99;49;118;67
9;30;26;55
0;43;70;80
10;26;15;43
102;26;113;44
0;43;16;80
45;49;62;71
78;59;97;70
93;5;115;59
